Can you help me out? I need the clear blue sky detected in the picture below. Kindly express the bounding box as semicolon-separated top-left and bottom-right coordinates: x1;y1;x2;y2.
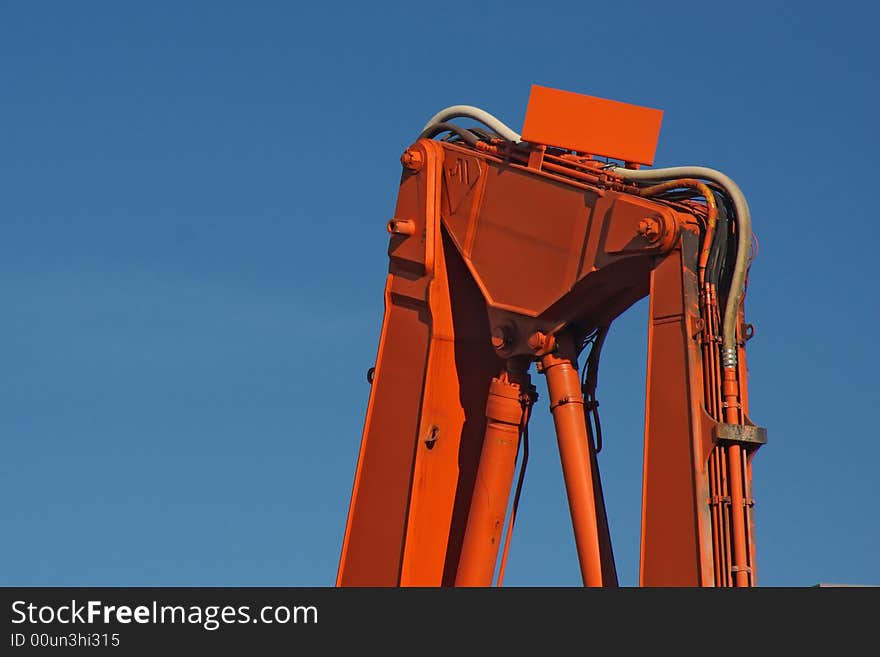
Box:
2;1;877;587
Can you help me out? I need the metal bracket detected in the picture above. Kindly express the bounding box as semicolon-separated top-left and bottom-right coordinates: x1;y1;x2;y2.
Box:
549;395;582;411
714;423;768;449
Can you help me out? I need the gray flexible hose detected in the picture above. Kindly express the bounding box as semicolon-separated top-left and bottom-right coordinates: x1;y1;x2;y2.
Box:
421;105;522;143
611;165;751;364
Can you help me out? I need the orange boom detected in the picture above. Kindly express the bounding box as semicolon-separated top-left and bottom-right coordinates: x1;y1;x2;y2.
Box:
337;85;766;587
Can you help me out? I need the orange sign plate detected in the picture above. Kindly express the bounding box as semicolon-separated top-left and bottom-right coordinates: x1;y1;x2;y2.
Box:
521;85;663;166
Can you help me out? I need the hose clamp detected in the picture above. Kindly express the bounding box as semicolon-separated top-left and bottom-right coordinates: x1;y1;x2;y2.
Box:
722;347;738;369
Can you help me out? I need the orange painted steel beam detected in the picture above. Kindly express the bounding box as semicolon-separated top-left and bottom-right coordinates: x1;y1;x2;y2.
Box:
640;234;716;586
337;141;501;586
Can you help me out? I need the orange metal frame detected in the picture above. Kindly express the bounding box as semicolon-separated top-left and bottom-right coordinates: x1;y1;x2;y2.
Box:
337;97;763;587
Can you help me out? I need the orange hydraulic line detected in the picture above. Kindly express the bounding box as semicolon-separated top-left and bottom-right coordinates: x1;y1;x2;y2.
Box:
709;286;733;586
697;279;721;584
703;285;720;419
705;280;752;587
738;327;758;583
539;160;603;186
727;444;750;586
722;367;749;586
455;371;530;586
638;179;717;284
540;347;605;587
701;283;724;586
472;142;636;194
745;455;757;583
715;403;729;582
709;451;723;585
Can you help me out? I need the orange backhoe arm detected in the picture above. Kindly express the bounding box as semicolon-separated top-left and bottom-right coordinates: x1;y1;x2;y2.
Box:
337;87;765;587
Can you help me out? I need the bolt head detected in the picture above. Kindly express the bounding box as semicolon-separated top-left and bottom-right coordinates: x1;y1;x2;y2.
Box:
528;331;547;351
490;327;510;350
401;149;424;171
637;217;662;243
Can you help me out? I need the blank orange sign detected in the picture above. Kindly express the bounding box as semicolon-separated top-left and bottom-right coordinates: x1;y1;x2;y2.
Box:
522;85;663;165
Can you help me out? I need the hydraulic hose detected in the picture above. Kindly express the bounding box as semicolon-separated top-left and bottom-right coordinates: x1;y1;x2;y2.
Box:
705;192;730;288
611;165;751;362
422;105;522;143
418;122;481;147
637;179;717;283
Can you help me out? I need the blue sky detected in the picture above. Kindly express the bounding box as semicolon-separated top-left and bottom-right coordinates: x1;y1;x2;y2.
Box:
1;1;877;587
